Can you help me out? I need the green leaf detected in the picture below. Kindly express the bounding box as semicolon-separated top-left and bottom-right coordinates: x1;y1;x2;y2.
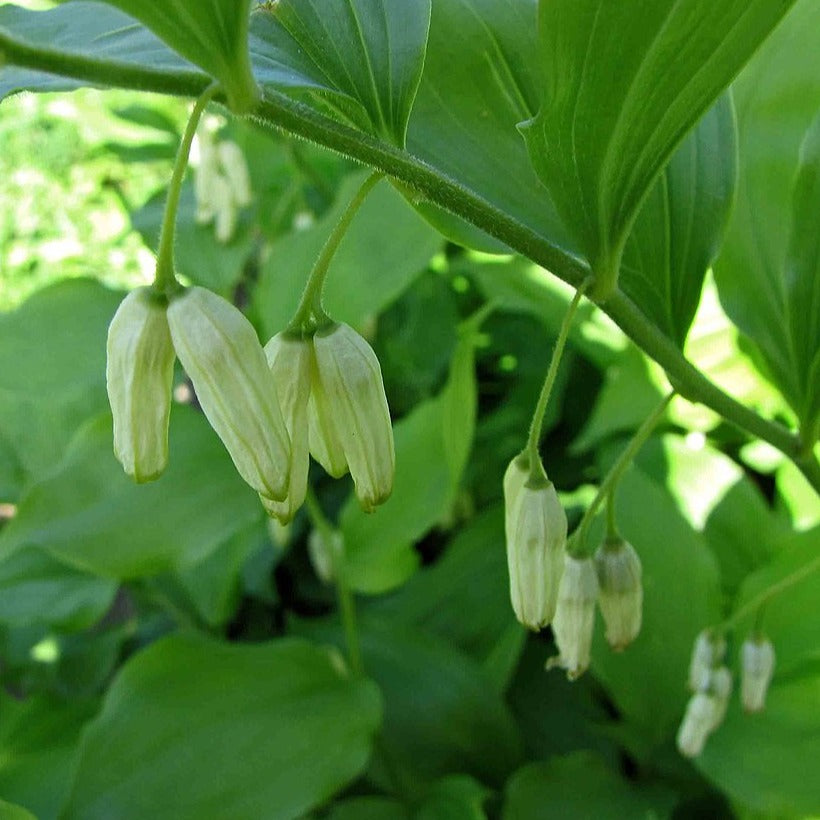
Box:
250;0;431;147
131;183;255;297
520;0;794;298
503;752;670;820
415;776;490;820
784;113;820;442
301;618;523;795
62;635;382;820
0;546;116;631
0;2;194;102
713;1;820;427
0;408;261;579
589;466;722;743
695;528;820;816
326;797;410;820
101;0;258;112
253;172;442;339
0;694;97;820
620;94;737;346
0;279;122;489
0;800;37;820
368;507;522;690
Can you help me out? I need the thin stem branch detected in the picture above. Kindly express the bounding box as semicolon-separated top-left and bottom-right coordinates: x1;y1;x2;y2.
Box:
606;488;618;540
303;487;363;677
526;281;590;478
288;171;382;332
154;83;219;294
721;554;820;634
1;30;818;489
570;390;675;556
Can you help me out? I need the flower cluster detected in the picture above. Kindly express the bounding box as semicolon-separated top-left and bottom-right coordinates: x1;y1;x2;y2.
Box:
106;286;394;522
677;629;776;758
503;453;644;680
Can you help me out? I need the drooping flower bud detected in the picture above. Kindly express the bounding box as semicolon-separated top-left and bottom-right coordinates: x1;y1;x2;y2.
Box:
688;629;726;692
311;323;394;512
307;528;344;584
548;554;599;679
705;665;733;730
741;636;775;713
505;468;566;630
262;332;311;523
166;286;291;501
594;537;643;650
676;692;716;758
106;288;175;483
217;140;252;207
212;174;238;244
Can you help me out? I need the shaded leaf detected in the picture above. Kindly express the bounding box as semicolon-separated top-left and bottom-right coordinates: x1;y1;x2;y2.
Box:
63;635;382;820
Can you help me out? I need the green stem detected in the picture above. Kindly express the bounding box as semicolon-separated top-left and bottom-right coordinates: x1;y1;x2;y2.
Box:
304;487;363;677
526;281;590;479
605;488;618;540
721;554;820;634
570;390;675;556
154;83;219;295
1;31;818;489
288;171;382;332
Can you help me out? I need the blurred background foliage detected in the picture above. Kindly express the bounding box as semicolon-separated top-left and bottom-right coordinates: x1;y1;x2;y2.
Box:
0;80;818;819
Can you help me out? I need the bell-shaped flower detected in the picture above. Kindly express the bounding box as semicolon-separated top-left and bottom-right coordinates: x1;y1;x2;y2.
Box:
311;322;394;512
504;462;567;630
704;665;733;730
262;332;311;523
594;537;643;650
548;554;599;679
741;636;775;713
167;286;291;501
106;288;175;482
217;140;252;207
688;629;726;692
676;692;716;758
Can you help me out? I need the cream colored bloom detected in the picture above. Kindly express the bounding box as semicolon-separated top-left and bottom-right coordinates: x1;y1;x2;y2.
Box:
688;629;726;692
106;288;175;482
741;637;775;713
594;537;643;650
167;286;291;501
677;692;715;758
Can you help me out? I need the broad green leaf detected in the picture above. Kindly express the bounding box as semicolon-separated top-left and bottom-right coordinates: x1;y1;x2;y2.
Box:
405;0;573;252
0;408;261;579
415;776;490;820
503;752;672;820
250;0;431;147
253;172;442;339
100;0;257;112
340;390;468;595
520;0;794;298
0;694;97;820
62;635;382;820
620;95;737;346
131;183;255;297
589;466;722;743
368;507;523;691
695;528;820;816
0;800;37;820
327;797;410;820
0;279;122;488
784;113;820;442
0;2;195;103
301;618;523;795
713;1;820;427
776;457;820;530
0;546;116;631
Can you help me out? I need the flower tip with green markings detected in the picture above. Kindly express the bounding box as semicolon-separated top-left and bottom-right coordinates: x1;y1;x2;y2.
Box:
741;636;776;713
106;287;175;483
594;537;643;651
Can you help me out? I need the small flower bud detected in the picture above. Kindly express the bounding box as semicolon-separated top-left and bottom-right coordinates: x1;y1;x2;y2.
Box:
217;140;252;207
167;286;291;500
212;174;238;244
262;332;311;523
548;554;599;679
704;665;733;730
311;323;395;512
741;636;775;713
505;472;567;630
594;537;643;650
106;288;175;482
307;528;344;584
676;692;715;758
688;629;726;692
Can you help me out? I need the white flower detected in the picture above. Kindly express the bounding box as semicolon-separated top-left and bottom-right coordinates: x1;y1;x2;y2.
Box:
741;636;775;713
594;537;643;650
